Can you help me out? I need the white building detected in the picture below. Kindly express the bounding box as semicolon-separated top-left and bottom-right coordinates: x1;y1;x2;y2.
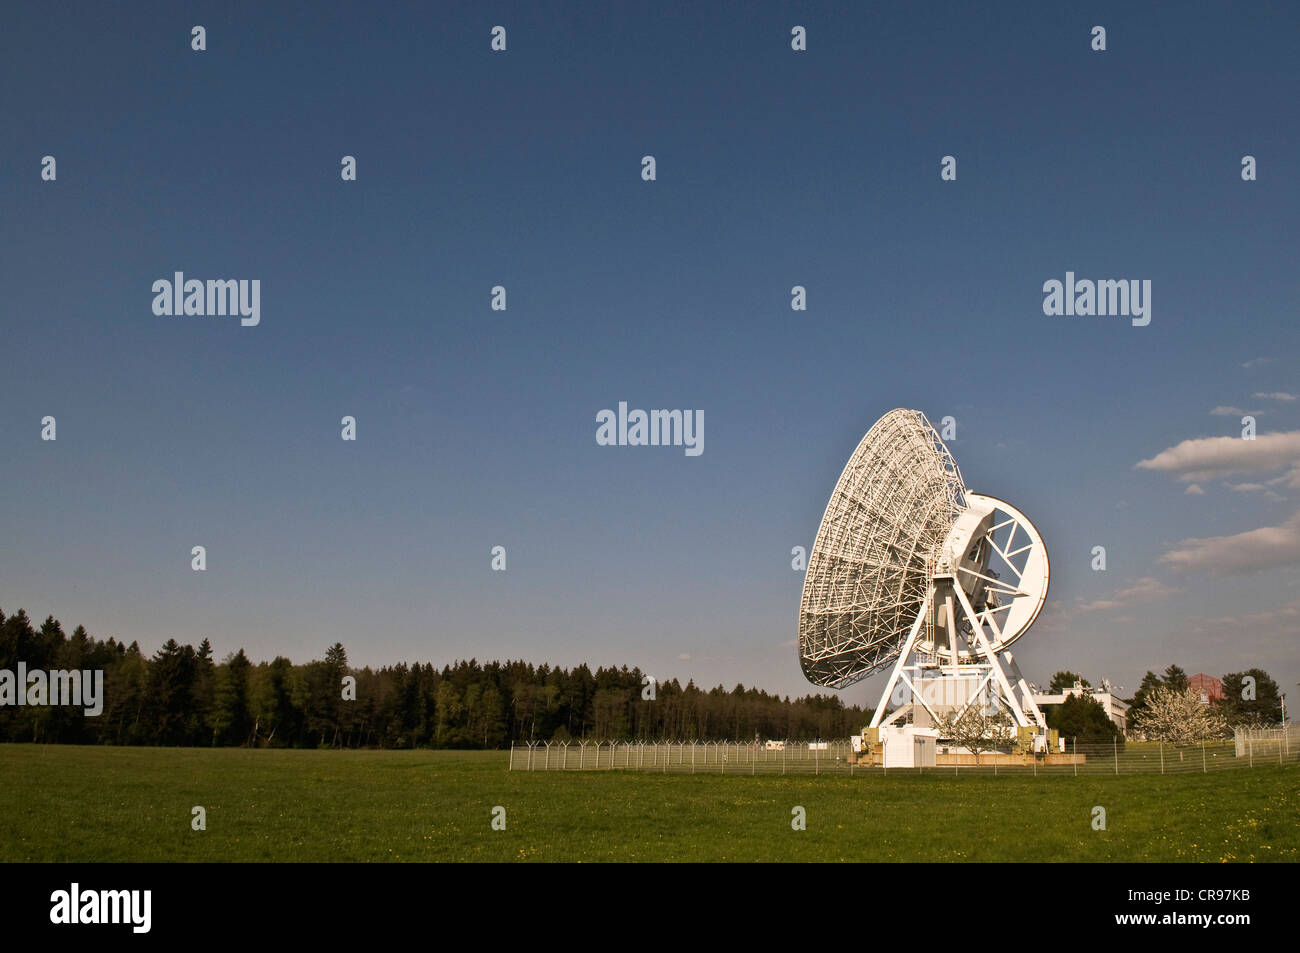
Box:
879;724;938;767
1031;680;1129;736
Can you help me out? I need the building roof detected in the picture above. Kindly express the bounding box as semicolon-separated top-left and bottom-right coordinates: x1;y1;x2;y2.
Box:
1189;673;1223;701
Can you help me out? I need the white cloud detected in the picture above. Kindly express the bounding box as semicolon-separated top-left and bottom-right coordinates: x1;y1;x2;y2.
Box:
1160;510;1300;574
1232;482;1288;501
1242;357;1274;369
1209;406;1252;416
1075;576;1181;613
1185;484;1205;495
677;652;692;660
1185;597;1300;635
1267;467;1300;489
1136;430;1300;482
1254;392;1297;402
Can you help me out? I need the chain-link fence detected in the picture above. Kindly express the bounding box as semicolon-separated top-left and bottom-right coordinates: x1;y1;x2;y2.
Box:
508;726;1299;776
509;740;851;774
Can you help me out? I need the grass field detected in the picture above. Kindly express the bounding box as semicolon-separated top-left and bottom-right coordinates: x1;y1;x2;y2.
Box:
2;745;1296;862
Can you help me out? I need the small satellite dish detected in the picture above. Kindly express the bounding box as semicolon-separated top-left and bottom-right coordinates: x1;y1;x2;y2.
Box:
798;409;1048;731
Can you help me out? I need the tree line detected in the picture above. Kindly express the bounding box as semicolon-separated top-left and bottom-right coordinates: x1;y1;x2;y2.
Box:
1127;664;1284;728
0;607;869;748
1043;664;1286;744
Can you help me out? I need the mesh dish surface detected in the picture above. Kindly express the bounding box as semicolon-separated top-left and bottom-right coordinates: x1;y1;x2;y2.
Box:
798;409;966;689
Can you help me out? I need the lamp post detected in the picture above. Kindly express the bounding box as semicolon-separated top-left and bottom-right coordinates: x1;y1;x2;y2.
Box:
1282;693;1288;760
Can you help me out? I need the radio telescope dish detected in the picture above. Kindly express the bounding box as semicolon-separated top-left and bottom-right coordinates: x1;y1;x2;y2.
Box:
798;409;1049;737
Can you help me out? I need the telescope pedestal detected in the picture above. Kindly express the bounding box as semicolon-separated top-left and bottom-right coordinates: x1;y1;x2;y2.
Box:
867;579;1046;737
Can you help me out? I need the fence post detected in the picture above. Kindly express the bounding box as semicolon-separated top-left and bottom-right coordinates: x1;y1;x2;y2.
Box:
1249;736;1253;768
1160;742;1164;775
1114;737;1118;775
1202;740;1206;773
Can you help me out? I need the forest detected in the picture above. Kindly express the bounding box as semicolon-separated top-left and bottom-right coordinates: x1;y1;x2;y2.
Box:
0;607;869;748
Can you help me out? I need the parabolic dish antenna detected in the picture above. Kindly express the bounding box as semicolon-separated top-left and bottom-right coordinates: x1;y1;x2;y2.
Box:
798;409;1048;732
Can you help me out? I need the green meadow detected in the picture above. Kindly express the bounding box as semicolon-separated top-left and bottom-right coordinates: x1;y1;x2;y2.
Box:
2;745;1295;862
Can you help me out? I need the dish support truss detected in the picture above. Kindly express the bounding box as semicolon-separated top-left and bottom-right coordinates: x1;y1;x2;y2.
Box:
868;577;1046;731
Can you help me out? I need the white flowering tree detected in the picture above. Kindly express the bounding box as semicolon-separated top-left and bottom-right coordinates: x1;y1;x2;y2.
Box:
942;700;1014;764
1134;686;1228;747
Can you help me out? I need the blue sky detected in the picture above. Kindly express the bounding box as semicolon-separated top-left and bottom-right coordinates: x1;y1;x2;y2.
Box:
2;1;1297;708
